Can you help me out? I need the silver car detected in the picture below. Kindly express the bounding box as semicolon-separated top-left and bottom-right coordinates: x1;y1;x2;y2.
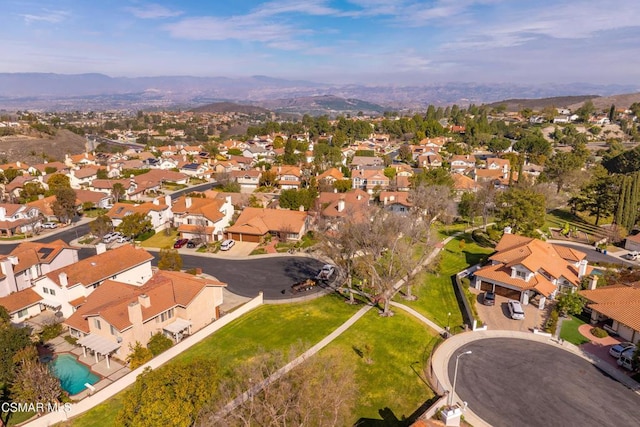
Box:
507;300;525;320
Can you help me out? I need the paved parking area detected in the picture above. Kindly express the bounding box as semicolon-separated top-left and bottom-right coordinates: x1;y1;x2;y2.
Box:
472;288;547;331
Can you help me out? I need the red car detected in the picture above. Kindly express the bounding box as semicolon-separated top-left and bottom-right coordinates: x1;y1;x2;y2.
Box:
173;238;189;249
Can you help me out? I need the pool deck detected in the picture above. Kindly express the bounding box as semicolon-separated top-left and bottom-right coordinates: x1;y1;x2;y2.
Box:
48;335;131;400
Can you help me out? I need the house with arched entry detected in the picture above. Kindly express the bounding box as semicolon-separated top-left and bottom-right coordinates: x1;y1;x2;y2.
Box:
472;233;590;309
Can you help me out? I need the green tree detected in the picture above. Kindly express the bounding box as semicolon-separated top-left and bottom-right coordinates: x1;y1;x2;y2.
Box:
495;187;546;236
126;342;153;369
112;182;126;203
20;182;45;202
272;135;285;149
11;361;62;409
96;168;108;179
258;169;277;187
3;168;22;184
333;179;352;193
157;248;183;271
556;292;586;316
486;137;511;154
52;187;77;224
46;174;71;192
457;192;477;225
398;144;413;163
539;152;583;194
116;212;152;238
147;333;173;356
89;215;113;238
578;166;620;225
117;360;219;427
0;317;32;385
576;100;595;122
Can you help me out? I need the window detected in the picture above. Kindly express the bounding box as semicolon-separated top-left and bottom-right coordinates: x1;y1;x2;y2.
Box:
160;308;175;322
18;308;28;318
516;270;527;279
110;325;118;336
43;287;49;294
49;288;55;296
94;319;101;330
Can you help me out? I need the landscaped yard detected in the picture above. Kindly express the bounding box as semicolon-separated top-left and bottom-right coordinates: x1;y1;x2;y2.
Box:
139;229;179;248
559;315;590;346
399;233;494;333
323;309;440;424
65;294;360;426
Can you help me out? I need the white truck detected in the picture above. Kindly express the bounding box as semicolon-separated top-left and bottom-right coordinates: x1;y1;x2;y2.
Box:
316;264;335;281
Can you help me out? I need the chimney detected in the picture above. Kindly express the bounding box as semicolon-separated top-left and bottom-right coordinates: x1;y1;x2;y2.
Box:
503;226;512;234
186;197;192;209
357;193;362;201
578;259;588;278
127;301;143;325
299;205;304;212
95;243;106;255
337;199;345;213
225;195;232;205
16;161;21;167
153;198;159;206
383;197;388;205
138;294;151;308
59;272;68;287
587;274;598;290
7;256;18;265
165;195;172;206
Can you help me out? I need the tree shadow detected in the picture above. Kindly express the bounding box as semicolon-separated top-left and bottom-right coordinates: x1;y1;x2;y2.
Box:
353;395;442;427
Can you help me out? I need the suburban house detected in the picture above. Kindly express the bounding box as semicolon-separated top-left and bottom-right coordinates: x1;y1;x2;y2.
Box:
580;283;640;343
472;233;590;308
172;195;234;242
276;166;302;190
0;288;44;324
317;168;345;187
450;155;476;174
32;245;155;317
0;240;79;298
106;197;172;233
65;152;97;167
350;156;384;170
317;189;371;222
230;170;262;192
0;203;42;236
225;208;309;242
67;166;100;189
64;270;227;363
351;169;389;193
624;233;640;252
417;154;443;169
380;191;412;214
4;175;46;201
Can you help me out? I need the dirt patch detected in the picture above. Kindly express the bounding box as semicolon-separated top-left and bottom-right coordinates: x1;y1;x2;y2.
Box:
0;129;86;163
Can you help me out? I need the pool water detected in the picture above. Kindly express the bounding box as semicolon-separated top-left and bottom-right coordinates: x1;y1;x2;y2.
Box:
50;354;99;395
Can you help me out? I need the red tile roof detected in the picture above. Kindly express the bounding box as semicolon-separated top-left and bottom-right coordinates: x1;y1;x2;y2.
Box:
0;288;42;313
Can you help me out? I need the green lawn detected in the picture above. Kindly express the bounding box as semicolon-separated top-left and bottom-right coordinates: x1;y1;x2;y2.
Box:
139;229;179;248
65;294;359;426
4;410;36;426
399;233;493;333
559;315;590;346
324;309;440;424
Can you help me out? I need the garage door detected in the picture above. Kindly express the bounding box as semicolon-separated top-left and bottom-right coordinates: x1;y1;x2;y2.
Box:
494;285;521;300
480;281;494;292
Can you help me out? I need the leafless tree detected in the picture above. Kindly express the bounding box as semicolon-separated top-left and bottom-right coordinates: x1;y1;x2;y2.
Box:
11;360;62;411
474;181;498;231
199;346;357;427
193;217;209;244
408;183;456;224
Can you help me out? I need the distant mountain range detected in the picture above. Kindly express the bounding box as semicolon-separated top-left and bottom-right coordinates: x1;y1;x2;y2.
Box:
0;73;638;114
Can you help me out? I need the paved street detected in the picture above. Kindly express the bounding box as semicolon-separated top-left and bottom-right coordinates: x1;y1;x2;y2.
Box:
449;338;640;427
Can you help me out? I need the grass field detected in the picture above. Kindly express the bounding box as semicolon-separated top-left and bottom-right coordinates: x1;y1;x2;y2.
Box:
399;233;493;333
139;229;178;248
323;309;440;424
65;294;359;426
559;316;590;346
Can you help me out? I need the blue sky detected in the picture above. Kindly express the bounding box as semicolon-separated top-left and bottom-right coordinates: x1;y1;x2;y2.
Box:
2;0;639;85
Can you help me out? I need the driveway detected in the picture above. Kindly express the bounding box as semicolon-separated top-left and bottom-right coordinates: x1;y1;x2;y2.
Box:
449;338;640;427
472;288;546;332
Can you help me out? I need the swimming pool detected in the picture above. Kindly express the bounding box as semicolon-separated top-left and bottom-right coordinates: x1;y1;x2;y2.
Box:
50;354;99;395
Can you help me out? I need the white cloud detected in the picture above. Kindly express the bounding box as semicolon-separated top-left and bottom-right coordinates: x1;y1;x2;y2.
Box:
127;3;183;19
20;10;70;24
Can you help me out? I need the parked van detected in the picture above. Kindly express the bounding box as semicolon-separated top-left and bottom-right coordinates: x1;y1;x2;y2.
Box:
617;348;637;371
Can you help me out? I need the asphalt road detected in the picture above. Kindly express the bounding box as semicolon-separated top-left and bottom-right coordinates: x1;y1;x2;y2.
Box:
553;242;635;267
449;338;640;427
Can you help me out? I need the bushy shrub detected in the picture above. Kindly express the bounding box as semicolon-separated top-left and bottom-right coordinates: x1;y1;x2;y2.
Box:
590;327;608;338
544;309;559;333
40;322;63;341
137;229;156;241
147;333;173;356
64;335;78;345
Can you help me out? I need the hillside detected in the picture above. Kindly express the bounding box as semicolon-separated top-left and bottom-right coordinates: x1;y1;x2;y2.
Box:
485;95;598;112
567;92;640;111
0;129;86;164
190;102;270;115
261;94;386;116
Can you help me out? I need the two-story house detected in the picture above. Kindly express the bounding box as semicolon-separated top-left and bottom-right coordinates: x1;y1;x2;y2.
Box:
276;166;302;190
230;170;262;192
0;203;42;237
351;169;389;193
106;197;173;233
33;245;154;317
472;233;590;309
172;195;234;242
64;270;227;365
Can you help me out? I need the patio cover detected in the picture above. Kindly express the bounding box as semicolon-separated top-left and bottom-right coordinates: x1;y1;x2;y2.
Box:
77;334;121;355
40;298;62;311
163;318;191;334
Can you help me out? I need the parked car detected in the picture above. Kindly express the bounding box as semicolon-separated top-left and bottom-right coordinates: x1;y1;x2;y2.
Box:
628;251;639;261
316;264;335;281
187;238;203;248
609;342;635;358
173;238;189;249
617;348;637;371
507;300;525;320
220;239;235;251
102;232;118;243
116;235;131;244
483;291;496;306
41;222;57;229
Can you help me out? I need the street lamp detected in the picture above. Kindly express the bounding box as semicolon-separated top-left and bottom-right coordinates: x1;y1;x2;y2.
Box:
448;350;472;407
447;312;451;332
